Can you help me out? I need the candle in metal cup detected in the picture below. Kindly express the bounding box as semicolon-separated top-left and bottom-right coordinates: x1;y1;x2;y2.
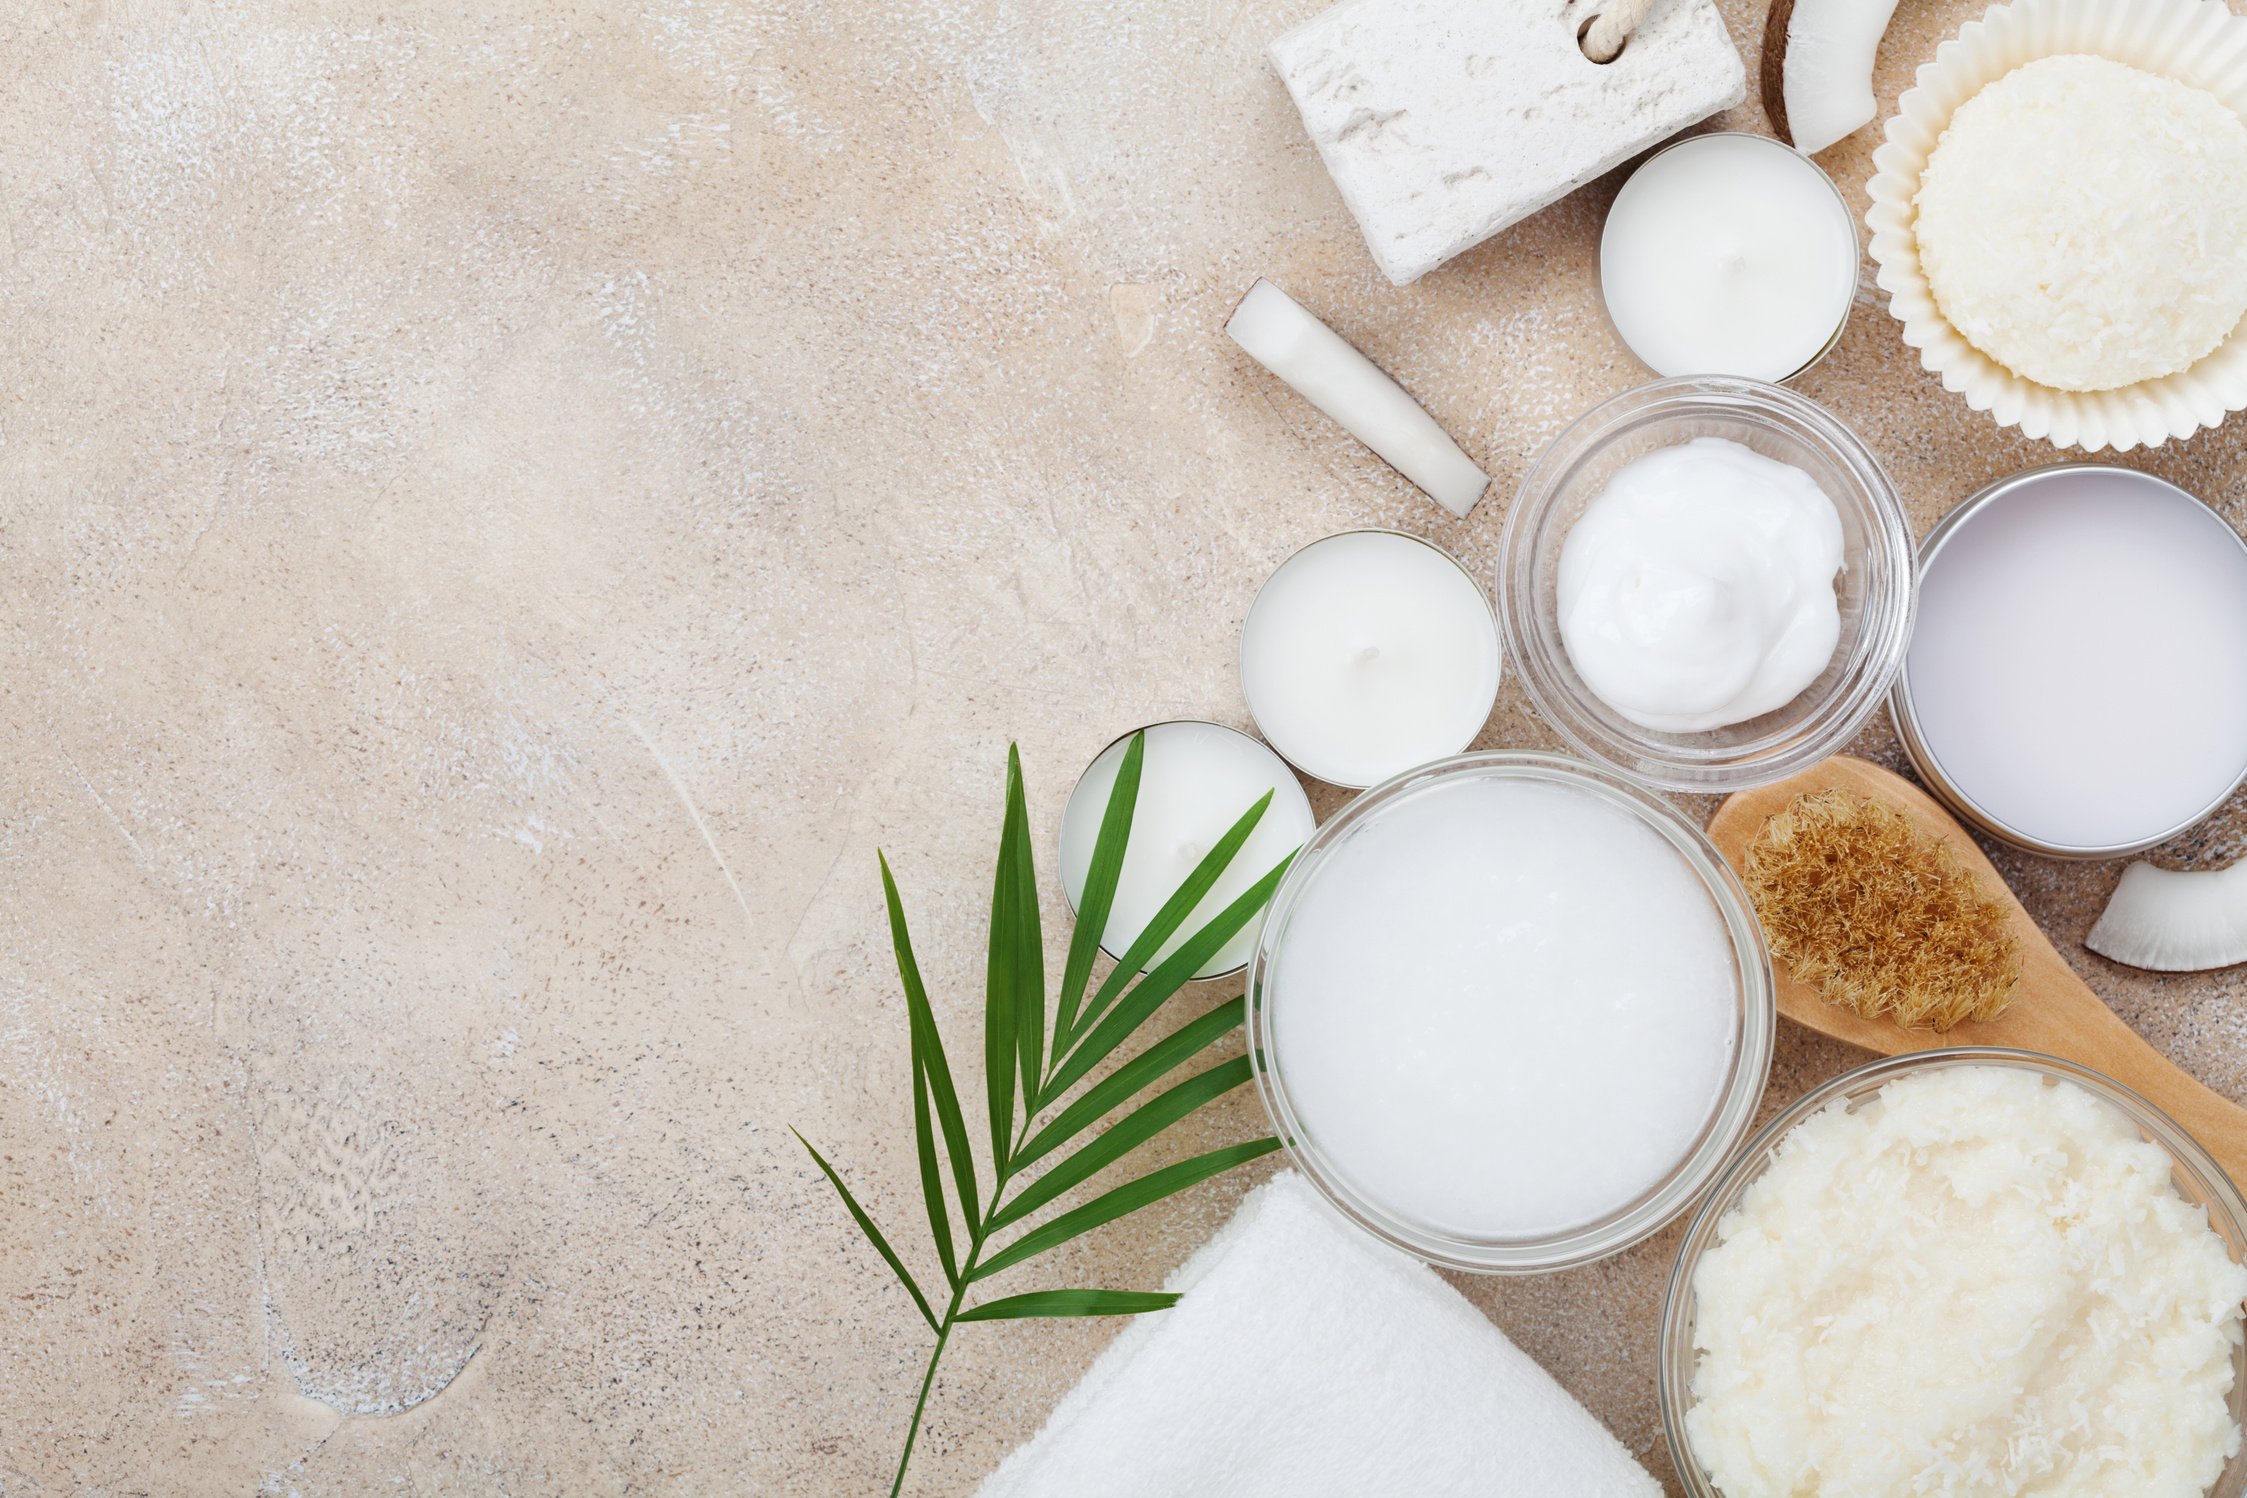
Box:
1058;721;1316;979
1599;133;1858;383
1239;532;1501;789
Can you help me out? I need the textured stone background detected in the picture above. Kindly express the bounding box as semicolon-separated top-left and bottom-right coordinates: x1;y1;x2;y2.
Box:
9;0;2247;1493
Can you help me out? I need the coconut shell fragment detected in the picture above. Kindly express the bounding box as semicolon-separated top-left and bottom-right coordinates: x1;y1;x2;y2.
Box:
1761;0;1797;145
1759;0;1903;155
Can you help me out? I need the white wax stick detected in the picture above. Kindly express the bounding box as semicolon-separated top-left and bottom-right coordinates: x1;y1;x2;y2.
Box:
1225;279;1489;518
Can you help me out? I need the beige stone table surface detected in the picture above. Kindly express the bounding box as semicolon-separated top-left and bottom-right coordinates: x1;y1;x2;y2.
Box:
12;0;2247;1493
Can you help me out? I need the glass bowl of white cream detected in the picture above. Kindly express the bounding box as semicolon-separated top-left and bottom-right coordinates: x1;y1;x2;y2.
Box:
1248;751;1775;1273
1659;1049;2247;1498
1500;377;1913;791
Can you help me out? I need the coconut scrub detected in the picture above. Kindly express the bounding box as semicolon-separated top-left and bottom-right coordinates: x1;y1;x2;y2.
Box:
1687;1065;2247;1496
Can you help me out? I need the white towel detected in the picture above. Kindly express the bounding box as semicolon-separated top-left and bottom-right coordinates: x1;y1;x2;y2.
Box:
976;1170;1663;1498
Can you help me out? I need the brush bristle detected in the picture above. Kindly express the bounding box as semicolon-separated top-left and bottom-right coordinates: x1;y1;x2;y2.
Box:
1742;790;2021;1031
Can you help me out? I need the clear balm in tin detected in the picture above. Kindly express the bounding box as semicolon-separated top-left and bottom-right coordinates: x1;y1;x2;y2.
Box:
1894;466;2247;857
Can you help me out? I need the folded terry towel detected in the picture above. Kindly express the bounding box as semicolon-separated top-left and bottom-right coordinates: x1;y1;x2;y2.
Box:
976;1170;1662;1498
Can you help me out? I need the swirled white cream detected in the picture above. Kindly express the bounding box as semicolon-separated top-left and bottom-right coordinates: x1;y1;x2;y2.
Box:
1688;1066;2247;1497
1557;438;1842;733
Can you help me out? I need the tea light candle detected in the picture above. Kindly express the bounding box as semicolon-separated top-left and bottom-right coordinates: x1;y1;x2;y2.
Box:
1600;132;1858;383
1896;466;2247;856
1058;721;1316;979
1240;531;1501;788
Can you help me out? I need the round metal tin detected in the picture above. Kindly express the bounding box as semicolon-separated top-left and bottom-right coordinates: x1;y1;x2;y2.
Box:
1889;463;2247;859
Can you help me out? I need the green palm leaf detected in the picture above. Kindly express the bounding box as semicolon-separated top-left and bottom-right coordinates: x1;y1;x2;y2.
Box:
972;1137;1282;1282
794;1129;940;1332
957;1289;1180;1322
1062;791;1273;1053
1016;997;1244;1169
1042;852;1295;1105
984;748;1039;1162
909;1028;958;1285
805;742;1298;1498
1054;732;1143;1052
991;1055;1255;1232
881;854;979;1226
1000;747;1046;1117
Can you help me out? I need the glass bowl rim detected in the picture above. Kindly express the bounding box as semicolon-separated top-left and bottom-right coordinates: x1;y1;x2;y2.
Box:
1497;375;1915;793
1246;749;1776;1273
1657;1045;2247;1496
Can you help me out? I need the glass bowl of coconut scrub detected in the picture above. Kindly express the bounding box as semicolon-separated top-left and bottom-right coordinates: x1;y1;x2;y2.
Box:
1500;377;1914;791
1660;1049;2247;1498
1248;752;1775;1273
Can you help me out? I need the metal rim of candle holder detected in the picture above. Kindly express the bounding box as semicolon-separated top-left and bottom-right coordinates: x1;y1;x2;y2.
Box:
1598;130;1860;387
1657;1047;2247;1498
1055;718;1316;983
1889;463;2247;860
1237;529;1503;790
1246;749;1777;1275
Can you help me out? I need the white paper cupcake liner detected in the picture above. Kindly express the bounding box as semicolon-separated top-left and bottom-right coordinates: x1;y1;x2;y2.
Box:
1866;0;2247;452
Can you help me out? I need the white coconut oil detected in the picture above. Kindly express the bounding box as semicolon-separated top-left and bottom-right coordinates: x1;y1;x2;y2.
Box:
1269;772;1739;1239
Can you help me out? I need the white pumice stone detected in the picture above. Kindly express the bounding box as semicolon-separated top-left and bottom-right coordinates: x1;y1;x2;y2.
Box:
1269;0;1746;286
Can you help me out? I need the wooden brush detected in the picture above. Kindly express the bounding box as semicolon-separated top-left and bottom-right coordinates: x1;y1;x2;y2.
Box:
1740;788;2021;1031
1708;757;2247;1190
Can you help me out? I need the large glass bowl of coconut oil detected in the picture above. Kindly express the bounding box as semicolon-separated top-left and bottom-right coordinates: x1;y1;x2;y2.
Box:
1248;751;1775;1274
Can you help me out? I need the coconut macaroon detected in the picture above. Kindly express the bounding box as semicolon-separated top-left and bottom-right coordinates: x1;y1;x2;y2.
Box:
1914;54;2247;392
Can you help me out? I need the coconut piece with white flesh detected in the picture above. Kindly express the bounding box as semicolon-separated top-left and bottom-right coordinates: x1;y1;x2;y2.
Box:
1226;280;1490;518
2088;860;2247;972
1761;0;1902;156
